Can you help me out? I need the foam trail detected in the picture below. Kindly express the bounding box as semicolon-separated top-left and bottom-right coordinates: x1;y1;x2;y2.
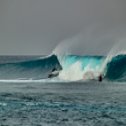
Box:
0;78;62;83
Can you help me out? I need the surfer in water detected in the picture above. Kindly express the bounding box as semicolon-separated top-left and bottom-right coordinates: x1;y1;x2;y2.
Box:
98;74;103;82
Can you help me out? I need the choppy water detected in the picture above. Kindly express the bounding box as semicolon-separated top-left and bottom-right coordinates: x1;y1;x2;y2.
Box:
0;81;126;126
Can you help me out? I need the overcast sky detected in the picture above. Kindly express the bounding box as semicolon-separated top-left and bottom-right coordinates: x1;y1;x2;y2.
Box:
0;0;126;55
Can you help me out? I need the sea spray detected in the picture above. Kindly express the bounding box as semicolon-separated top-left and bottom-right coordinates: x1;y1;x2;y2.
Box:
100;39;126;77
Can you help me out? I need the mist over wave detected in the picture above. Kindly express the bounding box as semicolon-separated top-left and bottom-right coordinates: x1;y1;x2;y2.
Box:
53;39;126;82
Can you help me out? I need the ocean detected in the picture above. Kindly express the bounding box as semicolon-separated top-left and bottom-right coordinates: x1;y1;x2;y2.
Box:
0;55;125;126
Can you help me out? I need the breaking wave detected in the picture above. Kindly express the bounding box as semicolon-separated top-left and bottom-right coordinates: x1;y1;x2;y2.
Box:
0;53;126;82
58;54;126;82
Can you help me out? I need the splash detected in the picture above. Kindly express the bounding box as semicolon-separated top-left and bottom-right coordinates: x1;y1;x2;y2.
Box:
58;55;105;81
59;61;83;81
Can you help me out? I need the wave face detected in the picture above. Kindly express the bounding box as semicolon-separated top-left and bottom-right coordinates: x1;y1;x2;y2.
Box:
105;55;126;81
0;55;62;80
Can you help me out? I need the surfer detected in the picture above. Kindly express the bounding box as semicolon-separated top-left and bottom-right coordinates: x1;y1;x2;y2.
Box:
48;68;60;78
98;74;102;82
52;68;57;72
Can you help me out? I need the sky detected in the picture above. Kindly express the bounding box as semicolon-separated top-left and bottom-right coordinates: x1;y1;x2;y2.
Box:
0;0;126;55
